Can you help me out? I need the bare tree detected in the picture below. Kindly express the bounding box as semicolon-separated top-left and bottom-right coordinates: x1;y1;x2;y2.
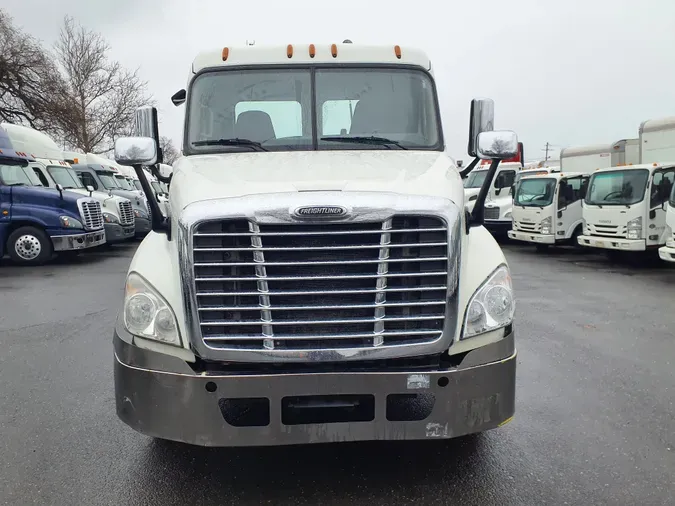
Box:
0;10;71;131
159;136;180;165
53;16;153;154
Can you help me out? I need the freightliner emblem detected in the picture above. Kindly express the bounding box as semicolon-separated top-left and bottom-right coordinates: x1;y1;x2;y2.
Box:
294;205;348;218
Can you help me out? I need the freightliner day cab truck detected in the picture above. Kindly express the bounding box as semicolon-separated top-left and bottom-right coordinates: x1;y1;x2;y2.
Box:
111;43;520;447
1;123;136;244
0;127;105;264
578;118;675;256
64;152;152;238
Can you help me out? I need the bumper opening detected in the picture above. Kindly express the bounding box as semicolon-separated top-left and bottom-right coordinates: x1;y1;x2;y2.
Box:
219;398;270;427
386;393;435;422
282;394;375;425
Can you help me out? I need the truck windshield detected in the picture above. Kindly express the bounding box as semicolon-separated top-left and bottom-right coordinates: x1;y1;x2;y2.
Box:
151;182;162;194
96;171;120;190
515;178;556;207
464;170;488;188
132;180;142;191
114;175;133;190
0;163;42;186
186;67;441;153
585;169;649;206
47;166;84;189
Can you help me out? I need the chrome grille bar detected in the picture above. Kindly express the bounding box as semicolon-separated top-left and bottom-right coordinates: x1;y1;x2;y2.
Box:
373;218;392;347
250;221;274;350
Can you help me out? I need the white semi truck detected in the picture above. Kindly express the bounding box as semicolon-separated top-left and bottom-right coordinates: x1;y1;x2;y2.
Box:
578;118;675;256
1;123;136;243
111;43;519;447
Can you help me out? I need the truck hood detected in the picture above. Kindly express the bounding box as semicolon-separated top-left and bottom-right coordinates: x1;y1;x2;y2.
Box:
68;189;127;213
110;189;147;210
170;151;463;213
10;186;83;213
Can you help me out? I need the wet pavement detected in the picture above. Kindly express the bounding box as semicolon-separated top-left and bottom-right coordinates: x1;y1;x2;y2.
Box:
1;241;674;505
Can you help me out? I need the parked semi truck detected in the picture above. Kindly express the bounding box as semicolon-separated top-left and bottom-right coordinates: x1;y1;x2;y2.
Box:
0;127;105;265
578;118;675;255
111;43;519;447
1;123;136;244
64;152;152;238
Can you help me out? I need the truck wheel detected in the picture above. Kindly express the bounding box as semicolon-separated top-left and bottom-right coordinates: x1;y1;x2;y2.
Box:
6;226;53;266
570;227;583;249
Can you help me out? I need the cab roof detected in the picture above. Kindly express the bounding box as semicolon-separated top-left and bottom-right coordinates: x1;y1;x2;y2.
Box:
560;143;612;158
191;43;432;75
1;122;64;161
593;162;675;174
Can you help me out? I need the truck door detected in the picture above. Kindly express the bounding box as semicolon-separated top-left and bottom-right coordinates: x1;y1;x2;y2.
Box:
557;176;587;239
77;171;99;191
649;168;675;245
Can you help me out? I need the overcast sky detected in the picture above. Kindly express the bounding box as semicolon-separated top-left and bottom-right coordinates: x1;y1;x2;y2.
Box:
4;0;675;163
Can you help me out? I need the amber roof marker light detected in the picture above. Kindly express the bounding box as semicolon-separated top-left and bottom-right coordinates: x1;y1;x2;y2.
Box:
331;44;338;58
309;44;316;58
287;44;294;58
394;45;402;59
221;47;229;61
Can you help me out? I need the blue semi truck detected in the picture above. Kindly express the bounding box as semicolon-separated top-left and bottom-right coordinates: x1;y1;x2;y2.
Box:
0;133;106;265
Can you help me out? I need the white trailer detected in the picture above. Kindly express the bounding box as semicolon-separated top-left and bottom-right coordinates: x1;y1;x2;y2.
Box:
560;143;612;173
611;138;640;166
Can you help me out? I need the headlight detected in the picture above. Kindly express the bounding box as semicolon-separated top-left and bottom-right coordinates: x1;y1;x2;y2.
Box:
103;212;119;224
540;216;552;235
462;264;515;339
134;208;149;219
469;195;478;202
60;216;83;229
505;211;512;219
627;217;642;240
124;272;181;346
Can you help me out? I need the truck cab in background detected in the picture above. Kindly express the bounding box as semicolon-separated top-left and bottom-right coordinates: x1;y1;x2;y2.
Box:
111;43;519;448
0;123;135;244
658;184;675;262
0;127;105;264
578;117;675;257
65;152;152;238
508;171;588;249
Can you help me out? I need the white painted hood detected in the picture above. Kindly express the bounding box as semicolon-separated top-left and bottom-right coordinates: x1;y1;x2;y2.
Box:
170;151;463;213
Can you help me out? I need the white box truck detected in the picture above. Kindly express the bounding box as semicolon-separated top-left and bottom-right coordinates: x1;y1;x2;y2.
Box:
560;143;613;172
578;120;675;256
110;43;520;447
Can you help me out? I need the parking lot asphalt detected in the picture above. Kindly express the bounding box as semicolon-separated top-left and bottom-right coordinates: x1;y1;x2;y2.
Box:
1;241;674;505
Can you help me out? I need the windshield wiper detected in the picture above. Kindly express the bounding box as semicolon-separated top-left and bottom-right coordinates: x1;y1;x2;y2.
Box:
192;138;268;152
321;136;408;150
8;182;26;186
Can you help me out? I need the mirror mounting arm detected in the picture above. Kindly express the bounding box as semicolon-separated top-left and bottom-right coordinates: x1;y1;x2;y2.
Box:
459;157;480;178
150;164;173;184
469;159;501;230
132;163;171;240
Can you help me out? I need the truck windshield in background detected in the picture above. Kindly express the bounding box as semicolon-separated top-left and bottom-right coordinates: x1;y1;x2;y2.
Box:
114;175;133;190
464;170;487;188
96;171;120;190
132;180;142;191
47;166;84;189
151;181;162;194
186;67;442;153
515;178;556;207
0;163;43;186
585;169;649;206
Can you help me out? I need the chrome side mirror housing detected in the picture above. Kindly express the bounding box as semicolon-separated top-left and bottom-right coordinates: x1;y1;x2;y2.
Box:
476;130;519;160
467;98;495;157
114;137;158;166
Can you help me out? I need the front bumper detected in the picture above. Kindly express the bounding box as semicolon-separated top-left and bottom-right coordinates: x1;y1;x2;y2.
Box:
114;330;516;447
134;217;151;237
508;230;555;245
658;243;675;262
104;223;135;243
52;230;106;251
577;235;645;251
483;220;512;235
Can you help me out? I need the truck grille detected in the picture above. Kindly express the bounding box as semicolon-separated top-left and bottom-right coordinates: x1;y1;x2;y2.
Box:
588;223;626;238
80;201;103;230
514;220;538;232
118;201;134;226
192;216;449;352
484;207;500;220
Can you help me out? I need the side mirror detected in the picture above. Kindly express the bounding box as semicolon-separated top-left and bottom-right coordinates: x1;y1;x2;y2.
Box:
133;106;162;164
55;183;64;199
171;89;187;106
86;185;94;196
114;137;158;166
467;98;495;157
476;130;519;160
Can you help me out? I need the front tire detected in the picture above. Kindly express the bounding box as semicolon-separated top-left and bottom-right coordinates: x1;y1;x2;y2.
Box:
6;226;53;266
